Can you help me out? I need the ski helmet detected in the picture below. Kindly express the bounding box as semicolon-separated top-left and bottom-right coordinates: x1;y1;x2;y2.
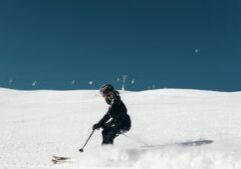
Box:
100;84;115;96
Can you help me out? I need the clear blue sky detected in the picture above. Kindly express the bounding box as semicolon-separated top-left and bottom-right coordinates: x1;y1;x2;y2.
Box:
0;0;240;91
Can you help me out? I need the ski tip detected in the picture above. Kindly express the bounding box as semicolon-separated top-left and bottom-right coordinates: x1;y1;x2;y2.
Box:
51;159;58;164
52;155;71;160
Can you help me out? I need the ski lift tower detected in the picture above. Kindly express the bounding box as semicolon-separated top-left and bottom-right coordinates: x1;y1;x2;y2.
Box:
121;75;128;91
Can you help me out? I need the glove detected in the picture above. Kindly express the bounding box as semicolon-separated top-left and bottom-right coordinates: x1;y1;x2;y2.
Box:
92;123;101;130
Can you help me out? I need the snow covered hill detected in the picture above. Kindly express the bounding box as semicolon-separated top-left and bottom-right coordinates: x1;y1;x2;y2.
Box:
0;88;241;169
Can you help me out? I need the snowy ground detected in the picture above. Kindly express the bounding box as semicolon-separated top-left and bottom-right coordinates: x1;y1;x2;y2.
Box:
0;88;241;169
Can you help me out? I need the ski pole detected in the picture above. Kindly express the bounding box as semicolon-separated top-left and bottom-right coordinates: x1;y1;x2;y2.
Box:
79;129;95;152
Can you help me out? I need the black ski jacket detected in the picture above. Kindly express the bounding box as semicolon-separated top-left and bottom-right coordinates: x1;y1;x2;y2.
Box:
97;95;131;131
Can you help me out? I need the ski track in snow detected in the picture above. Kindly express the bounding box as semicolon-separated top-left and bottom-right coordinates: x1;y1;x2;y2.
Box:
0;88;241;169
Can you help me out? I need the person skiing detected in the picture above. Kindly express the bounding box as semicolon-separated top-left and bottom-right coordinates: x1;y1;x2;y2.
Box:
92;84;131;144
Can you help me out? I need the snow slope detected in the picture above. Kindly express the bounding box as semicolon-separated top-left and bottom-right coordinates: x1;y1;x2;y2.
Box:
0;88;241;169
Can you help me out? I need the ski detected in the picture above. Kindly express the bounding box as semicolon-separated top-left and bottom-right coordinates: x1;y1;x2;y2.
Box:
52;155;71;161
51;156;72;164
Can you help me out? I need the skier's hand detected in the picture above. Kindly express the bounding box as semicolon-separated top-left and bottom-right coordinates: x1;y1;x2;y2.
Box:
92;123;101;130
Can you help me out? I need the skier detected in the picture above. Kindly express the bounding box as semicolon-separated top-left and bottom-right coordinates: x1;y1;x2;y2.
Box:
92;84;131;144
